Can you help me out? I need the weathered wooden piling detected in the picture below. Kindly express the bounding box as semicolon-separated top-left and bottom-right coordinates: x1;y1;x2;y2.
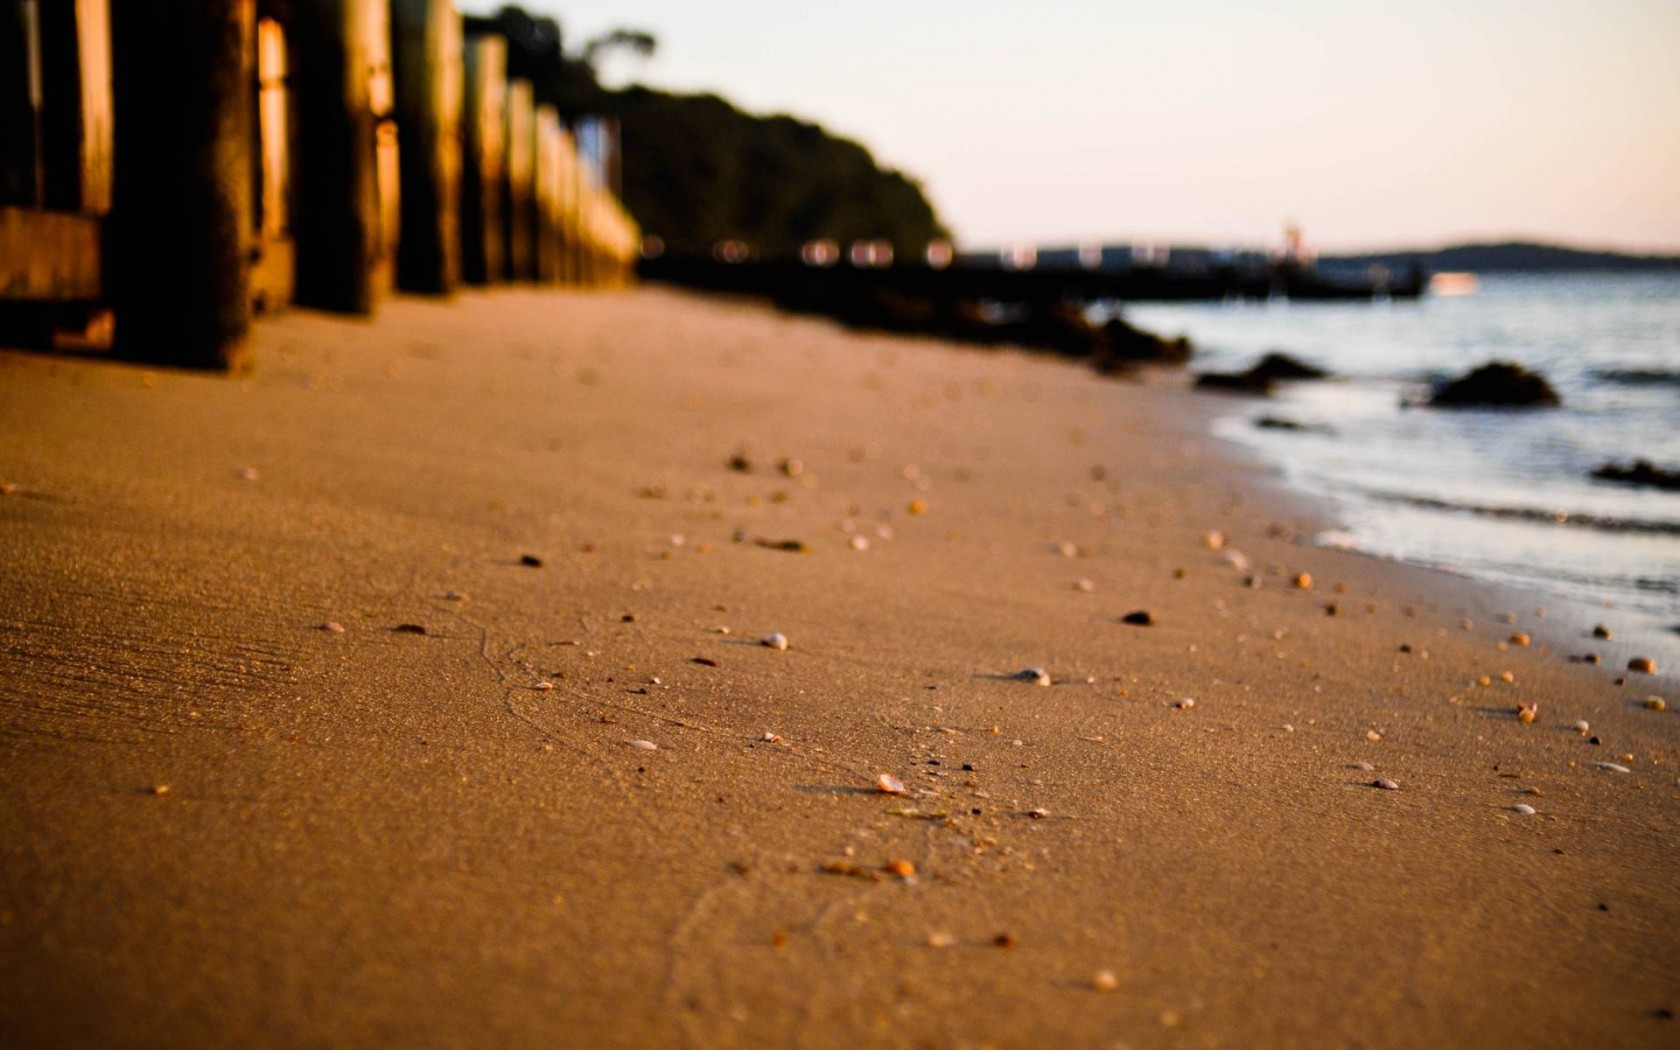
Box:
2;0;110;332
502;78;535;281
250;11;294;314
289;0;381;314
533;104;561;283
457;30;504;285
391;0;462;294
105;0;253;368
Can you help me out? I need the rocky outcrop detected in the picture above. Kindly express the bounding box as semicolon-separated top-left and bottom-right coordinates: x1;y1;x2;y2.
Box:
1591;460;1680;491
1428;361;1561;408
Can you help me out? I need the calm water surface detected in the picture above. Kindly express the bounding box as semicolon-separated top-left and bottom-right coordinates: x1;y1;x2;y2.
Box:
1126;273;1680;627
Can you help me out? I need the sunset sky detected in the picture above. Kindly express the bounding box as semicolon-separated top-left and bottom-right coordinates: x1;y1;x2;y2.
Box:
464;1;1680;254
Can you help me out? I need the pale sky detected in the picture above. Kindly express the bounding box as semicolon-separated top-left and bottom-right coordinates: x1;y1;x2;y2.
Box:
463;1;1680;253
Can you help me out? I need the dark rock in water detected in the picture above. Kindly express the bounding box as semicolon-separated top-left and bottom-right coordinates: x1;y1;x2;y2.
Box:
1246;352;1329;381
1428;361;1561;408
1591;459;1680;492
1592;368;1680;389
1254;416;1333;434
1092;316;1192;371
1195;371;1276;395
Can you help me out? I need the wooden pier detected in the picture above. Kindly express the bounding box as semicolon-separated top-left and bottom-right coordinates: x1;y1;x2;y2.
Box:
0;0;640;369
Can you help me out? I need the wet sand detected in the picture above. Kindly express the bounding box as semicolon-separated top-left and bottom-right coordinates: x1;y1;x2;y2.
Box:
1;287;1676;1048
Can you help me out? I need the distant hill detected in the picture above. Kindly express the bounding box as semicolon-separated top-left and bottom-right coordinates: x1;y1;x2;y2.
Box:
1325;241;1680;273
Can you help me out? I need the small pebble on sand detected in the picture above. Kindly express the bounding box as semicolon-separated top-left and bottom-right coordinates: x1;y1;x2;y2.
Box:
1643;696;1667;712
876;773;907;795
1512;804;1537;816
762;632;790;650
1074;577;1096;593
993;933;1019;949
1517;703;1538;725
1204;530;1225;550
149;784;170;796
1028;807;1050;819
1510;632;1531;647
320;622;345;633
239;467;259;481
627;740;658;751
1121;610;1156;626
1293;573;1313;590
850;535;870;551
885;859;916;877
1092;970;1120;993
1365;729;1383;742
1593;624;1613;639
533;681;554;691
927;932;956;949
1351;761;1375;771
762;731;783;744
1012;667;1052;686
1373;778;1400;790
1173;698;1195;709
1223;550;1251;572
1596;762;1631;774
1574;720;1591;735
1057;541;1079;558
520;554;544;567
1628;657;1657;674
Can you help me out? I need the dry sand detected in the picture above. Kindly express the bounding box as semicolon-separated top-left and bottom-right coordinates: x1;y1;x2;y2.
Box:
1;287;1676;1048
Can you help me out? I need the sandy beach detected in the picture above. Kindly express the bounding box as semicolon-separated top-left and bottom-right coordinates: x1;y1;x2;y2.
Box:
1;286;1676;1048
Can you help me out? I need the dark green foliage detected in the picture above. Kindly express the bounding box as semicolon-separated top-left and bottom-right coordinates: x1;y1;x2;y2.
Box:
603;88;947;258
478;5;948;259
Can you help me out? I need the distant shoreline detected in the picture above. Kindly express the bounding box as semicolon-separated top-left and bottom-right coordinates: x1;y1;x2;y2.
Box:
1323;240;1680;273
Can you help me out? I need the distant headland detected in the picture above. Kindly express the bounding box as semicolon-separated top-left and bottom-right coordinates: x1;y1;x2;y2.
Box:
1325;241;1680;273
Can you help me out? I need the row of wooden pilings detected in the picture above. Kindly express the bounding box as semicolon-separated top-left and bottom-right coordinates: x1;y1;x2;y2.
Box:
0;0;641;370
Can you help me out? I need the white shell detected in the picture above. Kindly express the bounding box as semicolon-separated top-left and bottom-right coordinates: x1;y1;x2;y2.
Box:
1373;778;1400;790
762;632;790;650
876;773;907;795
628;739;658;751
1595;762;1631;773
1573;720;1590;735
1512;804;1537;815
1012;667;1051;686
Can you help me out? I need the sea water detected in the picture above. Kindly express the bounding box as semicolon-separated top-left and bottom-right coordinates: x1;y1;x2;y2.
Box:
1124;273;1680;628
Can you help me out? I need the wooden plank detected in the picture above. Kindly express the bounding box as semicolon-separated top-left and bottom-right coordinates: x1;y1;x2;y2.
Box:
0;205;99;299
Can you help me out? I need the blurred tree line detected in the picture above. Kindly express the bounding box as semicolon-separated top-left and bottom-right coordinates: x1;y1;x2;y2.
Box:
468;5;949;258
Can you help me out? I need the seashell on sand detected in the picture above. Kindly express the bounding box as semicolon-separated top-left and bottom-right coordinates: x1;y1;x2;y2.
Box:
876;773;907;795
1012;667;1052;686
761;631;790;650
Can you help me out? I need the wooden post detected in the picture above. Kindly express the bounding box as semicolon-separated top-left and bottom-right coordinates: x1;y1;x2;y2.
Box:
502;77;533;281
457;30;503;284
391;0;461;294
289;0;379;314
553;121;579;285
533;104;560;284
105;0;253;369
249;12;294;313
